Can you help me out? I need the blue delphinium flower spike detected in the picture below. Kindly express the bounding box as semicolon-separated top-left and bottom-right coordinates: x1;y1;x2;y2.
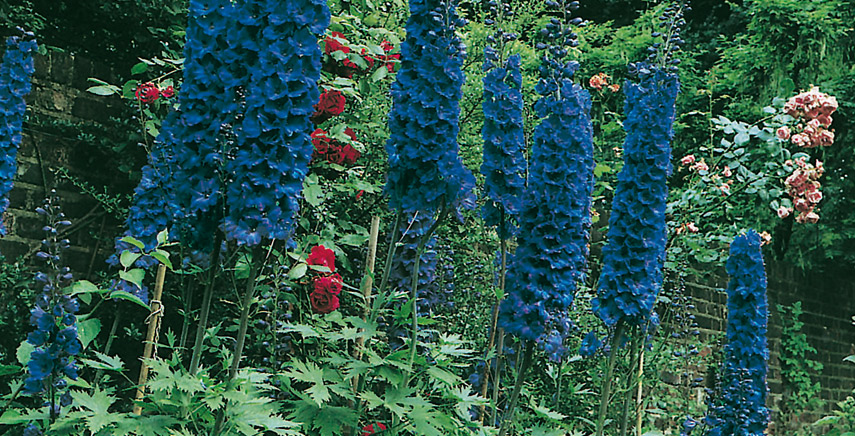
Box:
222;0;330;246
480;10;525;237
592;0;685;330
704;230;769;436
384;0;474;214
497;1;594;359
0;32;37;237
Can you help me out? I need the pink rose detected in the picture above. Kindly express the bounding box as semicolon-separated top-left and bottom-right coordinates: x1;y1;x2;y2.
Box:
691;161;709;172
687;222;699;233
793;198;811;213
820;96;838;115
806;189;823;204
818;130;834;146
807;119;821;129
805;211;819;224
719;184;730;195
722;166;732;177
776;126;791;140
776;206;791;219
680;154;695;165
790;133;809;147
816;114;832;127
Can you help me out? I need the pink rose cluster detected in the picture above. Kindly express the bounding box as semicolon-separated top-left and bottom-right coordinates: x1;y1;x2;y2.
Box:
780;158;824;224
779;86;837;148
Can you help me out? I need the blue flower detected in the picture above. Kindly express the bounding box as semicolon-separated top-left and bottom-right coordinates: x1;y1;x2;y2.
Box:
592;68;679;329
222;0;330;246
25;193;80;396
384;0;474;214
387;212;450;314
579;331;603;357
481;54;525;236
497;29;594;356
0;33;37;237
704;230;769;436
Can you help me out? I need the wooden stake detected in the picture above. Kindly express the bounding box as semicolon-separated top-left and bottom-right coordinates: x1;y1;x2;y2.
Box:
133;263;167;415
354;216;381;362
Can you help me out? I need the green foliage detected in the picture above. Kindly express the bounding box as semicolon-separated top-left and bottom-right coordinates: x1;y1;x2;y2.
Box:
777;302;825;434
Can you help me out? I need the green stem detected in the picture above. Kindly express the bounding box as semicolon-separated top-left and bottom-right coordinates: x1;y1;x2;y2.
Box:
596;322;625;436
490;328;505;426
619;334;640;436
497;341;534;436
228;246;265;380
369;210;403;323
189;231;223;375
405;204;450;382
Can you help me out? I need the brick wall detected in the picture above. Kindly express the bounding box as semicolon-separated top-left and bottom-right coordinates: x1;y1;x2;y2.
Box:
1;49;135;275
686;260;855;421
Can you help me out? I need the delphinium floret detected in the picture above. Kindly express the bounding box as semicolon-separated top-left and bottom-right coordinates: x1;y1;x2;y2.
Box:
0;31;37;237
703;230;769;436
591;0;686;330
384;0;474;214
388;212;442;313
497;0;594;359
222;0;330;246
24;191;80;421
480;0;525;237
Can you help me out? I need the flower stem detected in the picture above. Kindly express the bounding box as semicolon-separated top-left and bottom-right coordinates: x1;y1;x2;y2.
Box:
228;246;264;380
497;340;534;436
369;210;402;324
596;322;625;436
189;230;223;375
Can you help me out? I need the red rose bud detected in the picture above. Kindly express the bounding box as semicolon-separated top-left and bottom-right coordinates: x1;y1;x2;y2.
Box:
362;423;388;435
135;82;160;103
160;85;175;98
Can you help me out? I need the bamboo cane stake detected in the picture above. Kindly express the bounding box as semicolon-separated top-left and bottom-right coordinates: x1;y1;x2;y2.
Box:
133;263;167;415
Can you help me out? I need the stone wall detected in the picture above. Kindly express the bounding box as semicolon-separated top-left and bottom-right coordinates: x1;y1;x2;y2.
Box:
1;48;136;275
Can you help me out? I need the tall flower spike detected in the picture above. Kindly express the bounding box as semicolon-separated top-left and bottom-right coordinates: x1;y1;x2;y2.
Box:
497;0;594;359
592;1;686;329
591;70;679;328
481;0;525;237
25;191;81;401
384;0;474;214
0;32;37;236
704;230;769;436
168;0;244;253
387;212;442;313
222;0;330;246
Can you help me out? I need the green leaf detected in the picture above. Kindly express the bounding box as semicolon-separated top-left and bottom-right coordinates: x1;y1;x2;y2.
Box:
121;251;142;268
370;66;387;82
108;290;150;309
87;84;120;96
77;318;101;350
151;249;173;270
303;176;325;207
71;280;103;296
844;355;855;365
283;361;330;406
339;233;369;246
80;351;125;371
288;263;308;280
16;341;35;366
594;163;612;177
120;236;146;249
131;62;148;75
0;364;20;376
119;268;146;289
156;228;169;245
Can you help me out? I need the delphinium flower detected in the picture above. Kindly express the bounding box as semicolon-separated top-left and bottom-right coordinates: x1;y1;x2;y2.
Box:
384;0;474;214
704;230;769;436
480;0;525;237
591;0;686;330
24;191;80;420
0;31;37;236
167;0;245;253
497;0;594;360
222;0;330;246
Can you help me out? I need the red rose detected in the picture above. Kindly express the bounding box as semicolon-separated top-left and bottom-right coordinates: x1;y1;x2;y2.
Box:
307;245;336;273
338;144;361;165
310;289;340;314
362;423;387;435
324;31;350;56
381;53;400;72
135;82;160;103
313;273;343;295
356;190;365;201
160;85;175;98
311;90;346;124
311;129;332;159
